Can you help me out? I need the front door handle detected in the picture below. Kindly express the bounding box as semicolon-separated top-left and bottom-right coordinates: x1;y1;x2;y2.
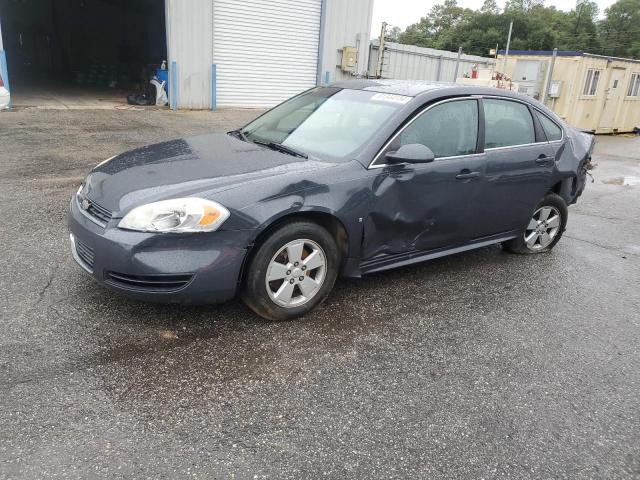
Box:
535;154;554;165
456;171;480;180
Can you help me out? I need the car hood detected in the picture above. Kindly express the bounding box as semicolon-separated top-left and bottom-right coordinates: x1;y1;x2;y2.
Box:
83;133;336;216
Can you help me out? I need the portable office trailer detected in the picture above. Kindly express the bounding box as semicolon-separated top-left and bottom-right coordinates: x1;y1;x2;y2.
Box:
498;51;640;133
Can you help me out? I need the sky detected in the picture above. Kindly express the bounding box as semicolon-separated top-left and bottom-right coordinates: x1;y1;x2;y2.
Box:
371;0;617;34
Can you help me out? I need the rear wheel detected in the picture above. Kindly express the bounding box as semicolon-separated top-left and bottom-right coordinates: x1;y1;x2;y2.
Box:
242;221;340;321
503;193;568;254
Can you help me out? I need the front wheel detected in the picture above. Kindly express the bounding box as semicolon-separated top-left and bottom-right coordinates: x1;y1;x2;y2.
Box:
241;221;340;321
503;193;568;254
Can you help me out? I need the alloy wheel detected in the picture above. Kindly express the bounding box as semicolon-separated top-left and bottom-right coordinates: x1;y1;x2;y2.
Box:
265;239;327;308
524;206;561;250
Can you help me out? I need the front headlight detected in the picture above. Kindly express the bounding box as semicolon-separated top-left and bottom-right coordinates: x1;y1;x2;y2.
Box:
118;198;230;233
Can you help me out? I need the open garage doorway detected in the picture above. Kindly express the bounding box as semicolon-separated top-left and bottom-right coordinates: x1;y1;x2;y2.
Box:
0;0;166;109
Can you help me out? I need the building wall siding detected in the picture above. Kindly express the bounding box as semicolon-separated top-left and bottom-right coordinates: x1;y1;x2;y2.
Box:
319;0;374;83
212;0;321;108
167;0;374;109
166;0;213;110
369;41;495;82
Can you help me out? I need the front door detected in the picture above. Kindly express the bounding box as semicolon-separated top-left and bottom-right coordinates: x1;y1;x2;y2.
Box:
362;98;486;260
598;68;626;131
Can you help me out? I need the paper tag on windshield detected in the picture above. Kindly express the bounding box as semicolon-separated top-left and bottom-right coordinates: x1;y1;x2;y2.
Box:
370;93;412;104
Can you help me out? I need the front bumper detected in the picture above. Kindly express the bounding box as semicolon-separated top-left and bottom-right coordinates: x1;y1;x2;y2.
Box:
68;196;253;304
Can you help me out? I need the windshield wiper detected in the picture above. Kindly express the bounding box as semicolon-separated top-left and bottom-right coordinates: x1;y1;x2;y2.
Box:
228;128;248;142
253;140;308;159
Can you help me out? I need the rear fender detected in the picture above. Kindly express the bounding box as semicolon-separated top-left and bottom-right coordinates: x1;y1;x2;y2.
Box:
557;128;596;204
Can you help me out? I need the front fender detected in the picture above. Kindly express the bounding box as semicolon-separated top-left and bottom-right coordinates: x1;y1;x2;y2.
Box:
237;178;373;277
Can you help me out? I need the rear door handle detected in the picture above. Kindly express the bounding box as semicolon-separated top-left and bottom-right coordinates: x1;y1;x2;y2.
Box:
456;171;480;180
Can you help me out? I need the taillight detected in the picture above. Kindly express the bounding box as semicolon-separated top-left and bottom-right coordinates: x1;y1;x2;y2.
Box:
0;73;4;88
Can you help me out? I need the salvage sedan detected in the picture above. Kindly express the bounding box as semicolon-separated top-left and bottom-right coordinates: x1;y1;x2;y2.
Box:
69;80;595;320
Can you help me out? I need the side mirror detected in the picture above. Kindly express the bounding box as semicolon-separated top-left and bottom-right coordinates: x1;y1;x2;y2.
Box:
385;144;435;164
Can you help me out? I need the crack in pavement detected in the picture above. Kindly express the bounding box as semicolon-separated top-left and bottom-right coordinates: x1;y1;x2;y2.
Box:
572;211;640;226
564;234;640;258
32;260;64;308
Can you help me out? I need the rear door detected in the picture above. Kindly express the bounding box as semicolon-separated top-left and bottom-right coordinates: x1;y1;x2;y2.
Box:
363;97;487;260
474;98;556;238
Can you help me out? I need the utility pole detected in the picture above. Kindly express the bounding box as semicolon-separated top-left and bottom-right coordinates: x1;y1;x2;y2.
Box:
574;0;585;34
375;22;387;79
502;20;513;73
541;47;558;105
453;46;462;81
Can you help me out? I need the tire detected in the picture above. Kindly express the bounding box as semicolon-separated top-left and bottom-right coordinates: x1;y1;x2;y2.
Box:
503;193;568;254
241;221;340;321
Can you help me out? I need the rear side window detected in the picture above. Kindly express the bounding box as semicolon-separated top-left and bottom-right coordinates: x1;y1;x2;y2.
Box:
398;99;478;158
484;99;535;148
535;111;562;141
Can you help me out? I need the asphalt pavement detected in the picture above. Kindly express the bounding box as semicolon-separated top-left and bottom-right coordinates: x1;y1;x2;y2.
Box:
0;108;639;479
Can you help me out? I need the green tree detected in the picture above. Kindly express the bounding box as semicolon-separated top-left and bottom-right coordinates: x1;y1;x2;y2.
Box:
480;0;501;15
386;26;403;43
398;17;434;47
395;0;637;59
598;0;640;58
504;0;544;12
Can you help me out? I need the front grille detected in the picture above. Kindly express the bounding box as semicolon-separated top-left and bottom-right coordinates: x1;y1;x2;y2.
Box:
105;271;194;292
85;199;112;224
75;239;95;270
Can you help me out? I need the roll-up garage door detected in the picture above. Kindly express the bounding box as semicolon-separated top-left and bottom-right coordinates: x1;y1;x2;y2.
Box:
213;0;321;108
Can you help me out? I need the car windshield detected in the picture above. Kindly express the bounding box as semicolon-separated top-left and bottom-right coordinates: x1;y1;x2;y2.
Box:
241;87;409;161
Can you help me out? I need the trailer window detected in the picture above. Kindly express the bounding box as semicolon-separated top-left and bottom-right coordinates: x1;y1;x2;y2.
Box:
582;69;601;96
628;73;640;97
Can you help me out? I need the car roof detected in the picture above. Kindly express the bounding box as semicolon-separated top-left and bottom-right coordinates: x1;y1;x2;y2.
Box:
327;79;562;121
329;79;532;102
329;79;457;97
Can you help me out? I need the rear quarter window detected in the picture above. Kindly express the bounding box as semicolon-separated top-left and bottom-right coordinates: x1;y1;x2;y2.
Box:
535;111;563;141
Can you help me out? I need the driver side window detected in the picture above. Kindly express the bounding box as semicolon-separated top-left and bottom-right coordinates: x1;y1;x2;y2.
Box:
398;99;479;158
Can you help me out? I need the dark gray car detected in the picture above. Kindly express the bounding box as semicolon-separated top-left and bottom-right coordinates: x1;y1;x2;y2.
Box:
69;80;595;320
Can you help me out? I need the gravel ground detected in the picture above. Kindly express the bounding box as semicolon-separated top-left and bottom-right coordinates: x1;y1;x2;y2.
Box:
0;108;639;479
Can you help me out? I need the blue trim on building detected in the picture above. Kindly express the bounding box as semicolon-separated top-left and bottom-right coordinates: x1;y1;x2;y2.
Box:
316;0;327;85
497;50;640;64
170;60;178;111
211;64;217;111
0;49;11;109
324;71;330;84
498;50;584;56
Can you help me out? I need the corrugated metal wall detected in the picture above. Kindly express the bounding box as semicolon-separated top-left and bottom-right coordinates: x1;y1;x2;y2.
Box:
319;0;374;83
166;0;375;109
213;0;321;108
165;0;213;109
369;41;495;82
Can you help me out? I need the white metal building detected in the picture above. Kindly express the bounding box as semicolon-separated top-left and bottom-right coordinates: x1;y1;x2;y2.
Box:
167;0;374;109
369;40;495;83
0;0;374;110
